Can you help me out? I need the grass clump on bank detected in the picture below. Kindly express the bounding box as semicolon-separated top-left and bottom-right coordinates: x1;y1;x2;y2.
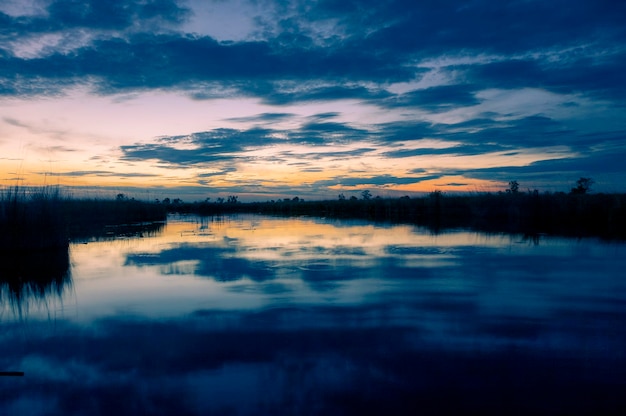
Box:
0;187;168;250
0;185;67;251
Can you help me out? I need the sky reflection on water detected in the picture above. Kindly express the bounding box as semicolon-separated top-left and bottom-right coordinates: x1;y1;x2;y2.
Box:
2;215;626;415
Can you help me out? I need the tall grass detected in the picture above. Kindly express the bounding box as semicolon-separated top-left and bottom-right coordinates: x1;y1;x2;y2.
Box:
0;185;70;315
0;185;67;251
0;186;168;248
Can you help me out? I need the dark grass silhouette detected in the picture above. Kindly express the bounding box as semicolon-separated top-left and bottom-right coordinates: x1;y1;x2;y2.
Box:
0;185;67;251
0;186;166;310
168;191;626;239
59;196;166;241
0;186;167;249
0;246;71;316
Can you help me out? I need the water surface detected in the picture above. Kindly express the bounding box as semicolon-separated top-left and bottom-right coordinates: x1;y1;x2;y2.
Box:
2;214;626;414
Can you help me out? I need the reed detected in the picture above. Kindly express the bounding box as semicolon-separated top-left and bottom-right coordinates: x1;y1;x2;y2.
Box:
0;186;167;312
0;185;67;251
0;186;167;249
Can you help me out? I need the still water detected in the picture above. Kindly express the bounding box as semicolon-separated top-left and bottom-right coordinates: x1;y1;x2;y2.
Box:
2;214;626;415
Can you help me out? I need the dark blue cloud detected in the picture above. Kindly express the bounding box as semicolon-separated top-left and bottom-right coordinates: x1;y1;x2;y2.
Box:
446;115;577;148
1;0;625;106
120;128;277;165
381;84;480;110
1;0;189;33
314;175;442;187
260;85;393;105
225;112;295;123
465;149;626;179
120;121;373;167
307;112;340;120
197;167;238;178
382;144;505;159
279;147;376;161
42;170;159;178
0;30;414;97
328;0;626;55
372;121;436;143
466;52;626;101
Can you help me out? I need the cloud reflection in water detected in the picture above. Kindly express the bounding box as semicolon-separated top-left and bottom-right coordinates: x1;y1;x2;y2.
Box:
2;215;626;415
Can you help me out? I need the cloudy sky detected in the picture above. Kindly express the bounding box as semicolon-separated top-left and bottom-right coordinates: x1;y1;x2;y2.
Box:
1;0;625;200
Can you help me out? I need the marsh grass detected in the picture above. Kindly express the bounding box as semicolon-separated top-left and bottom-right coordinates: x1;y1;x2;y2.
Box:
0;186;167;247
172;192;626;239
0;186;166;310
0;185;67;251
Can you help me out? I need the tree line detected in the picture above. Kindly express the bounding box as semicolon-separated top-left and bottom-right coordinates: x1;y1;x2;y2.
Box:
155;177;626;239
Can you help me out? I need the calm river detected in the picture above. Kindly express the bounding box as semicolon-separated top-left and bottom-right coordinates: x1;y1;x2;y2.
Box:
2;214;626;415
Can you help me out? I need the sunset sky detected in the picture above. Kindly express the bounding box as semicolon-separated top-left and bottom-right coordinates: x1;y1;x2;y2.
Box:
1;0;625;201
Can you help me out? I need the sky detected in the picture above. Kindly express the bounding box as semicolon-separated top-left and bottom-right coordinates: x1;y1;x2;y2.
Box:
1;0;625;201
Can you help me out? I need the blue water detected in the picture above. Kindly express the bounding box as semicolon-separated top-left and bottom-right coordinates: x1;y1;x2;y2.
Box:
2;214;626;415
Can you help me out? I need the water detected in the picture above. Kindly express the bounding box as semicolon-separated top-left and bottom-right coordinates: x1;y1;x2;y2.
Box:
2;214;626;415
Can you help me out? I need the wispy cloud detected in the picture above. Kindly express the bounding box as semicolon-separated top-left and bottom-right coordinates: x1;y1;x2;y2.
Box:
40;170;159;178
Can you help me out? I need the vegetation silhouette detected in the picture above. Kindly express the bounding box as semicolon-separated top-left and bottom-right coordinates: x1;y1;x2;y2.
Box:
0;246;71;316
62;194;166;241
2;177;625;250
0;186;167;249
1;186;166;310
164;180;626;240
0;185;67;251
570;177;594;195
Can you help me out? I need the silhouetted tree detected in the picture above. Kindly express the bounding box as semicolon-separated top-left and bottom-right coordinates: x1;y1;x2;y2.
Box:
571;177;594;195
507;180;519;194
338;193;346;201
361;190;372;200
227;195;238;204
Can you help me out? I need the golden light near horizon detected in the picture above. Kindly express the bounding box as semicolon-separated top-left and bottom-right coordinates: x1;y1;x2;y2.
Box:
0;126;581;198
